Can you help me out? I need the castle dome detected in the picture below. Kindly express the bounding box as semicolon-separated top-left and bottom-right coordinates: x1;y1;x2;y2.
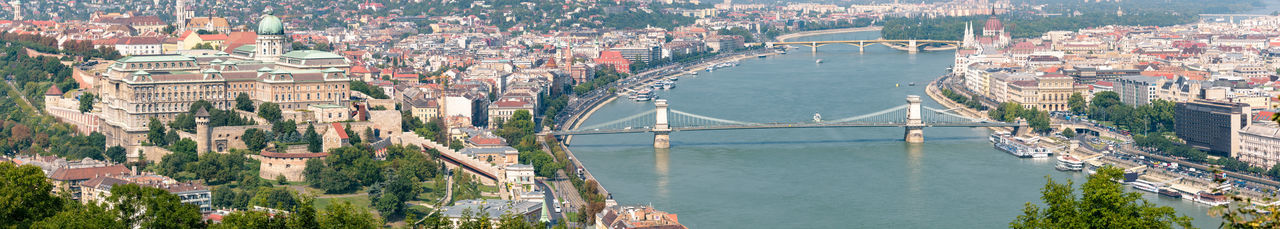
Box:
257;9;284;35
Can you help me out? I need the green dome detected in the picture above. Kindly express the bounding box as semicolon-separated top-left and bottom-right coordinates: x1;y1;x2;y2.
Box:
257;10;284;35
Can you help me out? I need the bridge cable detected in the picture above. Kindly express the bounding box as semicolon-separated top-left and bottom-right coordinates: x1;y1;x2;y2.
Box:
829;104;909;123
577;110;657;130
668;110;758;126
921;105;986;122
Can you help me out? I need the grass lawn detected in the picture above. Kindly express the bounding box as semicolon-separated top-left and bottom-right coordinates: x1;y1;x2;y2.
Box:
564;212;579;223
416;190;442;202
408;205;434;216
479;185;499;193
314;195;372;210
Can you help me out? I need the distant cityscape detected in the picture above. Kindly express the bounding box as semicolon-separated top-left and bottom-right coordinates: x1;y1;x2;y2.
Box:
2;0;1280;228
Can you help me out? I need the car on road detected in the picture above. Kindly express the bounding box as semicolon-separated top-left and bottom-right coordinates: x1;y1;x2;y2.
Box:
555;206;562;213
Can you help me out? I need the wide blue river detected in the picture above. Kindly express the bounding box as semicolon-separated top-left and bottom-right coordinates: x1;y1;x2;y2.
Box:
567;31;1219;228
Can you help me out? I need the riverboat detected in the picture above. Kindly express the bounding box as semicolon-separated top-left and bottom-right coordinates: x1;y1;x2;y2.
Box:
816;59;824;64
1158;188;1183;199
1131;180;1160;193
634;90;654;101
1195;191;1229;206
661;80;675;90
1055;155;1084;171
991;133;1053;158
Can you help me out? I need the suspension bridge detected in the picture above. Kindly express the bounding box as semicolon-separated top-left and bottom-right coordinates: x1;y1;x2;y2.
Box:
749;39;961;53
548;95;1028;148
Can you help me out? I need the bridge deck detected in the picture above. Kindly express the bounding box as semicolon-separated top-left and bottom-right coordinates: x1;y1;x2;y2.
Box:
551;122;1019;135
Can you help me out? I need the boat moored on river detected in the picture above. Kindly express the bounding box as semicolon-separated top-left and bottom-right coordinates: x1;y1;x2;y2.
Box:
991;133;1053;158
1131;180;1160;193
1055;155;1084;171
634;89;654;101
1195;191;1229;206
1158;188;1183;199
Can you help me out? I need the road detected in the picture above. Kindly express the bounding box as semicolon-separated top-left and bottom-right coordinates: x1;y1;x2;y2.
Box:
936;73;1280;190
536;179;564;225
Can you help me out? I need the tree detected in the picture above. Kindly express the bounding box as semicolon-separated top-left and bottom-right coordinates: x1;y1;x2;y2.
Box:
305;124;322;153
318;201;382;228
291;42;310;50
147;118;168;146
213;210;285;228
273;119;299;142
250;187;299;210
450;139;464;151
1088;91;1122;120
1010;166;1192;228
106;146;127;163
243;128;269;151
1268;164;1280;179
370;170;417;218
277;174;288;185
258;102;282;123
1068;93;1087;114
345;123;361;144
0;164;64;228
1061;128;1077;138
108;184;206;228
78;92;95;112
31;202;124;229
193;42;217;50
236;93;254;112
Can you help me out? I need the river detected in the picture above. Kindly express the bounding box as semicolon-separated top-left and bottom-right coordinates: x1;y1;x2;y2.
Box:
566;31;1220;228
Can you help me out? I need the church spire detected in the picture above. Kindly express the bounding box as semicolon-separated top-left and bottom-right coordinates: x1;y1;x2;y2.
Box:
963;21;975;48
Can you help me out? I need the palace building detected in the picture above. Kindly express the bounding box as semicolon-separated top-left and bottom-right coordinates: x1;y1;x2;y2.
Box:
94;9;353;148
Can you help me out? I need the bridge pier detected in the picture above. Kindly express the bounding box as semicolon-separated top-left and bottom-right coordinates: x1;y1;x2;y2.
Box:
908;39;918;54
810;42;817;53
654;99;672;149
858;41;864;53
905;95;925;143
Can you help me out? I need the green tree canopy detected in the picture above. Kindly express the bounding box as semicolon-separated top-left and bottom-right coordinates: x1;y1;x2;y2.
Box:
108;184;206;228
236;93;255;112
0;163;64;228
1010;166;1192;228
258;102;282;123
78;92;95;112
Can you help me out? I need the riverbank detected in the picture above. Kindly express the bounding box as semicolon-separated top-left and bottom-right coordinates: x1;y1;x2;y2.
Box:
924;73;1271;211
776;26;883;42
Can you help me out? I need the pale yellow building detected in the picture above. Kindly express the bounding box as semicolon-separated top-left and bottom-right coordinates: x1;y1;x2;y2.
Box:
1007;74;1089;112
94;10;353;149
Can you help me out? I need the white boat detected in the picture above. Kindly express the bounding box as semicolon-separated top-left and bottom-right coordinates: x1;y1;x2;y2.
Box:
691;71;699;75
634;90;654;101
816;59;824;64
1055;155;1084;171
661;80;675;90
1131;180;1160;193
813;113;822;123
1194;192;1229;206
992;133;1054;158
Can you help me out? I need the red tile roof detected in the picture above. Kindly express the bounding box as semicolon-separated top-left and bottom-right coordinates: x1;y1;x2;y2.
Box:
260;152;329;159
222;31;257;53
49;165;130;181
45;85;63;95
198;34;228;41
331;123;348;139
